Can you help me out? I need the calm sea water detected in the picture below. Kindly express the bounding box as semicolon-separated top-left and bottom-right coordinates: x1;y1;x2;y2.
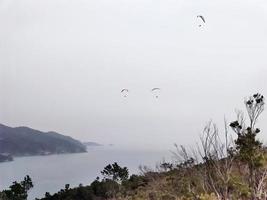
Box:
0;146;171;200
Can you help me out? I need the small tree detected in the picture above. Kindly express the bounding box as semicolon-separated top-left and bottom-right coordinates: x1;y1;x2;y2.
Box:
3;175;33;200
230;93;266;199
101;162;129;183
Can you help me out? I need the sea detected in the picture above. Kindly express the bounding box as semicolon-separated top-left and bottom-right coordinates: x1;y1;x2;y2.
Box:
0;146;172;199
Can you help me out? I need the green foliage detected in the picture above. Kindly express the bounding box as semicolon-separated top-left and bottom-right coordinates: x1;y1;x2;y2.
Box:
122;174;148;191
2;175;33;200
231;176;251;199
231;121;263;169
91;178;120;198
101;162;129;183
0;192;8;200
39;184;94;200
38;163;131;200
230;93;265;198
159;162;173;171
231;93;264;167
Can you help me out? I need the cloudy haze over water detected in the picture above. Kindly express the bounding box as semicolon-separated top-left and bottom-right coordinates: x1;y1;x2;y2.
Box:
0;0;267;149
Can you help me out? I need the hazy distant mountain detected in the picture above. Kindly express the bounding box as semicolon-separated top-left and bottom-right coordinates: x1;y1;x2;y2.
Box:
0;124;87;159
83;142;102;146
0;154;13;162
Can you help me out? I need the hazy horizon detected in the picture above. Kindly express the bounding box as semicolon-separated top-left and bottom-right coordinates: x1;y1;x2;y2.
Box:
1;0;267;150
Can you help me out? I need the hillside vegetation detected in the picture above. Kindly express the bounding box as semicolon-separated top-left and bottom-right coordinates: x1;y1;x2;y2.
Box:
0;124;86;159
0;93;266;200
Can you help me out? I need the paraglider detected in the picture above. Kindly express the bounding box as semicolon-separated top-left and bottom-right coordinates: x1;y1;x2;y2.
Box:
151;88;161;98
197;15;205;27
121;89;129;97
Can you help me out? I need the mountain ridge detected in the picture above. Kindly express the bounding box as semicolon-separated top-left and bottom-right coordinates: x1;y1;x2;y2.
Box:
0;123;87;161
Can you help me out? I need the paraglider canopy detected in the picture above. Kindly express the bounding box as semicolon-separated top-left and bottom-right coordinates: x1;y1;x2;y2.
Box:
151;88;161;98
121;89;129;97
197;15;205;27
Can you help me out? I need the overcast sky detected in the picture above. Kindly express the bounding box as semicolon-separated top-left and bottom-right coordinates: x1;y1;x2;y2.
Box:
0;0;266;150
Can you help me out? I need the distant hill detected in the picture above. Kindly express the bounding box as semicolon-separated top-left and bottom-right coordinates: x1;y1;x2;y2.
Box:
0;124;87;160
83;142;102;146
0;154;13;162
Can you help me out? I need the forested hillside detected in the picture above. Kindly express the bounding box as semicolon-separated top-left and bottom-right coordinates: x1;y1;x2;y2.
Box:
0;124;86;159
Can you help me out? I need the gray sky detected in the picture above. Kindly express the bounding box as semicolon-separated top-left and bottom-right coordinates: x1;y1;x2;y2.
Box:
0;0;267;150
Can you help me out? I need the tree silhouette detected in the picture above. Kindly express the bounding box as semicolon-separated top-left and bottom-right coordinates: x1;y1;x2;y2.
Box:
230;93;266;199
2;175;33;200
101;162;129;183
